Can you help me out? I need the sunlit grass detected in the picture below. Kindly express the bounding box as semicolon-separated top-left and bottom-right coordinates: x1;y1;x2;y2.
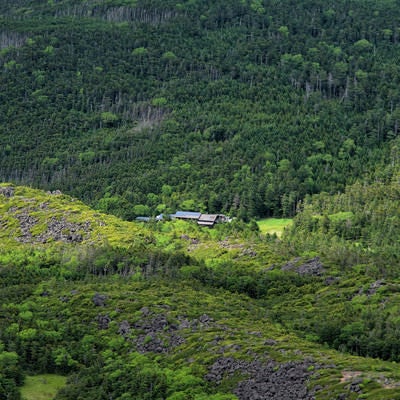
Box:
257;218;292;237
21;374;67;400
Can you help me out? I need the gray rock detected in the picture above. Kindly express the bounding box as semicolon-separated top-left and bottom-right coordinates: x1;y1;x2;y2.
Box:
133;313;185;353
348;378;363;393
199;314;213;325
93;293;107;307
282;257;324;276
36;217;89;243
0;186;14;197
206;357;318;400
140;306;150;316
15;212;38;243
13;207;90;244
324;276;339;285
178;318;191;329
365;280;385;296
118;320;131;336
97;314;111;330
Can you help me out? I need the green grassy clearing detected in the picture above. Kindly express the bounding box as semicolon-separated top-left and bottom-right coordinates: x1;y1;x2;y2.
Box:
21;374;67;400
257;218;292;237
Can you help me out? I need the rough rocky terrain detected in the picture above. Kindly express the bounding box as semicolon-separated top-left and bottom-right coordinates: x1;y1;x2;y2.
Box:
13;209;90;243
206;357;322;400
281;257;325;276
0;186;15;197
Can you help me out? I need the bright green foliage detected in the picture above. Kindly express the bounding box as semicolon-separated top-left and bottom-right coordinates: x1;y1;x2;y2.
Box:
0;344;23;399
274;154;400;361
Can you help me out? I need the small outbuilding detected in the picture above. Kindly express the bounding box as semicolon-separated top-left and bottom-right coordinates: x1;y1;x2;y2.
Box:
135;216;151;222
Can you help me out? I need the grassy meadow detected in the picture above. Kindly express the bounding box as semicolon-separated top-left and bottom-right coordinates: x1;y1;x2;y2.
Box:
257;218;292;237
21;375;67;400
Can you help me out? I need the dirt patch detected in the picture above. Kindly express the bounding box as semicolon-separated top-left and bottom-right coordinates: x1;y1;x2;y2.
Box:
340;370;362;383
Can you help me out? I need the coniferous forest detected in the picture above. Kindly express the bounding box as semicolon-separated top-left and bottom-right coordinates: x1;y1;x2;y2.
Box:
1;0;400;399
1;0;400;219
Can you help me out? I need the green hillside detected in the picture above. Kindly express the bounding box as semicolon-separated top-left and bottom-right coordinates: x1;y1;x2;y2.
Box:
0;183;400;399
1;0;400;219
2;1;400;399
0;184;400;399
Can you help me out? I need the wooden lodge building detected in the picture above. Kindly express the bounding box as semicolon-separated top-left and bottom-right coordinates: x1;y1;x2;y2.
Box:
169;211;229;227
136;211;229;227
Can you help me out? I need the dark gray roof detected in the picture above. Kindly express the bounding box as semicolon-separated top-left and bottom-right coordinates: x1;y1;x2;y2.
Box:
198;214;219;223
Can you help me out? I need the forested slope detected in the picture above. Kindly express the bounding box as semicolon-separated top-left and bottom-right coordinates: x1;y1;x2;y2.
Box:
1;0;400;219
2;2;400;399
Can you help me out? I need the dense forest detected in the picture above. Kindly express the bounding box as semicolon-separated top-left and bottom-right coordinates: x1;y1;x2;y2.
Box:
1;0;400;219
2;0;400;399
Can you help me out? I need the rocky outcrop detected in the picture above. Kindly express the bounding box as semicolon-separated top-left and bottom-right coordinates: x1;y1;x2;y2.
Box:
133;312;185;353
46;190;63;195
13;209;90;244
36;217;90;243
92;293;107;307
359;280;385;296
281;257;324;276
206;357;320;400
346;377;363;394
118;320;131;336
14;211;38;242
0;186;14;197
96;314;111;330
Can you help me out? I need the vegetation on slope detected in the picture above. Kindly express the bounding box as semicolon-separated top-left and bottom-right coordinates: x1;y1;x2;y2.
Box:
1;0;400;219
1;184;400;399
274;151;400;362
1;0;400;398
